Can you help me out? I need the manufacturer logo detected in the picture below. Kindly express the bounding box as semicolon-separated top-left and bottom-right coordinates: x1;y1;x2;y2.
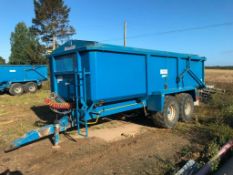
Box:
64;45;76;51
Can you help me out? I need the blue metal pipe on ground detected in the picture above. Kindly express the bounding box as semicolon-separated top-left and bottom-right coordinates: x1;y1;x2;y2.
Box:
5;116;70;152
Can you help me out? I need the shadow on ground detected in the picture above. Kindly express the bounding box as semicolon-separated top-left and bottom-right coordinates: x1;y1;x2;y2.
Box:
0;169;23;175
90;110;155;128
31;105;55;124
31;106;156;129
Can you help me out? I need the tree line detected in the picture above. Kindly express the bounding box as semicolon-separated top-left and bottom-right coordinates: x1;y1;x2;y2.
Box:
0;0;75;65
206;66;233;70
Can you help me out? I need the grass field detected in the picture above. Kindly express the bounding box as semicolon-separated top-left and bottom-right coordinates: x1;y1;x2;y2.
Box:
206;69;233;83
0;69;232;175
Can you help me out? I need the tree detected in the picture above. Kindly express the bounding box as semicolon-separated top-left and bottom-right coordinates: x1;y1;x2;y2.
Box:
0;56;5;64
31;0;75;50
9;22;46;64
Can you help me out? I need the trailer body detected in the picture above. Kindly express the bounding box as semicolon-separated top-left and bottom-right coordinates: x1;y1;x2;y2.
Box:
50;40;205;111
0;65;48;94
48;40;205;135
7;40;206;151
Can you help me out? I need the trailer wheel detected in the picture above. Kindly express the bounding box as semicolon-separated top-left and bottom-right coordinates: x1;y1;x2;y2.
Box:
25;82;38;93
9;83;24;96
176;93;194;122
152;96;179;128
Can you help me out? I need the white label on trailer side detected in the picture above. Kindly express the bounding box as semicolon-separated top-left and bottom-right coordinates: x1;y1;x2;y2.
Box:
160;69;168;75
57;76;63;83
9;70;16;72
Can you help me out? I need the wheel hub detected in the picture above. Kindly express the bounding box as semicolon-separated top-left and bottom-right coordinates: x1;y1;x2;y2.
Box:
29;85;36;92
15;87;22;93
167;105;176;121
184;103;192;116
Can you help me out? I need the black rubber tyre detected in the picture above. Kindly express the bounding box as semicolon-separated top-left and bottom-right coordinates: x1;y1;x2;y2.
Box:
24;82;38;93
176;93;194;122
9;83;24;96
152;96;179;128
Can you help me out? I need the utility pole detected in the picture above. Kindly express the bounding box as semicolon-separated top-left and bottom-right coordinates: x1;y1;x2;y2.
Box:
124;20;127;47
52;34;56;50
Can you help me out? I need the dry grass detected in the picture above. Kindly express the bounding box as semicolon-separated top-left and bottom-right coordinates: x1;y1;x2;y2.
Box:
0;90;51;148
205;69;233;83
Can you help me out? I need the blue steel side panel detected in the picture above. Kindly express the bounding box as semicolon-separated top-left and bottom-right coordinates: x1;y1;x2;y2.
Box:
52;52;90;102
0;65;48;83
147;56;204;95
180;58;204;87
0;66;24;82
147;94;164;112
25;66;48;82
52;54;76;100
54;54;75;72
56;75;75;100
147;56;177;94
90;51;146;102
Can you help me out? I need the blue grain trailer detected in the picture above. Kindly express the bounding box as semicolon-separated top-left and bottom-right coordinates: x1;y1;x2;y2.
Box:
0;65;48;95
7;40;206;151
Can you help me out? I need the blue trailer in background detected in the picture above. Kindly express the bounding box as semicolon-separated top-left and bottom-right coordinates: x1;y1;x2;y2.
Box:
0;65;48;95
6;40;206;151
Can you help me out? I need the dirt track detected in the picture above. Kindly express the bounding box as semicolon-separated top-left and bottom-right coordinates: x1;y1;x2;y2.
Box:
0;118;190;175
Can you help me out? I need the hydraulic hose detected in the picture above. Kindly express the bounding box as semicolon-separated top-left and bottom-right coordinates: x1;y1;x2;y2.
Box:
44;98;71;110
44;93;72;115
